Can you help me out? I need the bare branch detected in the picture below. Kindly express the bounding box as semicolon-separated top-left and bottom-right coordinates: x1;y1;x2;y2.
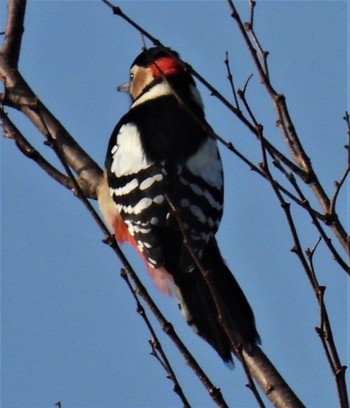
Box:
237;347;266;408
0;107;75;191
224;51;240;110
329;112;350;219
120;268;191;408
306;242;349;408
3;1;348;406
244;0;270;79
241;348;306;408
257;128;348;405
1;0;26;68
118;261;230;408
268;156;349;273
226;0;348;254
101;1;343;239
101;1;307;182
0;2;103;199
38;108;231;408
236;78;348;272
165;194;306;408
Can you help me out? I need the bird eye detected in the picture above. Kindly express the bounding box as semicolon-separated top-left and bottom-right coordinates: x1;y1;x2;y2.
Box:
129;72;134;81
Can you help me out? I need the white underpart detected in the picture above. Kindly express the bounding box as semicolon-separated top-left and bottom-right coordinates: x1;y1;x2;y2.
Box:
186;137;223;189
111;123;152;177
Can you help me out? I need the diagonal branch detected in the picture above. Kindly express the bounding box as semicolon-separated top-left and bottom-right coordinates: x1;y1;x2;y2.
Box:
0;0;103;199
0;107;74;191
226;0;348;254
100;1;349;259
120;268;191;408
36;99;231;408
329;112;350;218
306;241;349;408
1;0;26;68
101;0;309;183
257;127;348;407
236;78;349;273
165;194;306;408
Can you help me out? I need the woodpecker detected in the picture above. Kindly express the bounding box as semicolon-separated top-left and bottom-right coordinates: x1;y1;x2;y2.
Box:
98;47;260;364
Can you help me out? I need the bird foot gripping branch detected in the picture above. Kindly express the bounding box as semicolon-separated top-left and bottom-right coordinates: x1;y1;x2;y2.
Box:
98;46;260;364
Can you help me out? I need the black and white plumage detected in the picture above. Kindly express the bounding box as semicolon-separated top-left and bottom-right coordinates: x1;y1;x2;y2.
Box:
99;47;260;363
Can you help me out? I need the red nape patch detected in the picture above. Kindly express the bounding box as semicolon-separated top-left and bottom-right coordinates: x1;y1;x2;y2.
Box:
150;56;183;77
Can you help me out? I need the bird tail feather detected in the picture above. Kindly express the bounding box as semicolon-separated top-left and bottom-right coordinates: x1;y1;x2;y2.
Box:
173;239;260;363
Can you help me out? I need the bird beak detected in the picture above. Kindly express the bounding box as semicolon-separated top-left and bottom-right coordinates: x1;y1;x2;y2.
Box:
117;82;130;93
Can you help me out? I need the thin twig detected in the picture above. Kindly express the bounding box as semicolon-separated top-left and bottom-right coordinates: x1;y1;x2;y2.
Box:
245;0;269;79
226;0;348;253
224;51;240;110
329;112;350;219
165;194;304;408
0;107;74;191
248;0;256;30
120;263;229;408
100;1;340;234
100;0;311;186
270;158;349;274
120;268;191;408
258;127;348;407
236;79;348;272
306;240;349;408
1;0;26;68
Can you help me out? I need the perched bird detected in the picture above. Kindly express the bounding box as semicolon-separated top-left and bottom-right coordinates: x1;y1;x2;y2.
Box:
98;46;260;364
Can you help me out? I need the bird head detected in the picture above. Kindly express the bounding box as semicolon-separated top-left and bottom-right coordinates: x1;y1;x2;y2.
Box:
118;47;190;101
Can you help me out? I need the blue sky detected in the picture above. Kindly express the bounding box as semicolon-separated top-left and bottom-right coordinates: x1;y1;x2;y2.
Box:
1;1;349;407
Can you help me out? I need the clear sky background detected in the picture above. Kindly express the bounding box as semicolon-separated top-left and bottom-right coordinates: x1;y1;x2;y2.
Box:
1;1;349;407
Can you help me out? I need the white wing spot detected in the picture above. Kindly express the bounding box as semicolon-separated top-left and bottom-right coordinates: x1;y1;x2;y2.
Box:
190;183;204;196
139;174;163;190
122;197;153;215
150;217;159;225
190;205;207;224
180;198;190;207
203;189;222;211
153;195;164;204
113;178;139;196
